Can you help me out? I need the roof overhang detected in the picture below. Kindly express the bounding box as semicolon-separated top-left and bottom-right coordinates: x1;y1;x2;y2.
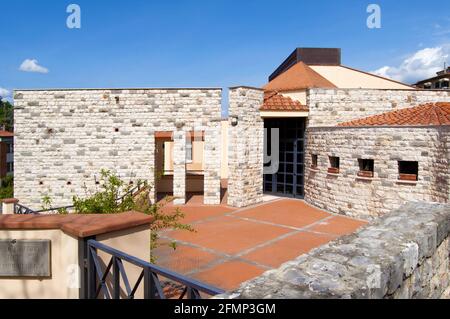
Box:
260;111;309;118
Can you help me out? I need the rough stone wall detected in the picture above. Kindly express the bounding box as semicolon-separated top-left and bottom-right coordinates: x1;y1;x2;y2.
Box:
204;123;222;205
220;202;450;299
173;130;187;205
307;89;450;127
304;126;450;219
227;87;264;208
14;88;222;208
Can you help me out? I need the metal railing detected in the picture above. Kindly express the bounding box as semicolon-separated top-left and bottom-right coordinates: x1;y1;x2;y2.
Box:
86;239;224;299
14;203;38;215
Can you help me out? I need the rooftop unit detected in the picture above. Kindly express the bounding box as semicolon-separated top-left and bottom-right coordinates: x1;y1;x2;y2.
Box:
269;48;341;81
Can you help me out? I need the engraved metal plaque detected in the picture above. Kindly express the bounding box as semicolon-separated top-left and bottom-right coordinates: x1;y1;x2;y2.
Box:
0;240;51;277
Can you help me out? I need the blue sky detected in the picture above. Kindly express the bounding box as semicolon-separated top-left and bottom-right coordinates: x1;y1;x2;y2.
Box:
0;0;449;99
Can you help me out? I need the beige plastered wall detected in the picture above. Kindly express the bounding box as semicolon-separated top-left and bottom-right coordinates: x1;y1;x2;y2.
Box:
278;90;308;105
0;229;79;299
96;224;150;299
0;225;150;299
310;65;412;89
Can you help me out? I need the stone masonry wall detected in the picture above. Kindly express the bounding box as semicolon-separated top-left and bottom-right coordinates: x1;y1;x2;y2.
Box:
14;88;222;208
220;202;450;299
304;126;450;219
307;89;450;127
227;87;264;208
204;123;222;205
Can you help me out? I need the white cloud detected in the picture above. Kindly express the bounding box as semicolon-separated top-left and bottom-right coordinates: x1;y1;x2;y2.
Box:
19;59;49;73
371;45;450;84
0;87;10;98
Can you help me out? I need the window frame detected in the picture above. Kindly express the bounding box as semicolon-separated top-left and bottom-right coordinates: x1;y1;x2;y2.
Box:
357;159;374;178
398;161;419;181
311;154;318;169
328;156;340;174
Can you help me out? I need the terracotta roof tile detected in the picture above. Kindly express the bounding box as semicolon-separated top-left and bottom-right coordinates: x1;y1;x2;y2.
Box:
263;61;337;92
261;91;309;112
338;102;450;127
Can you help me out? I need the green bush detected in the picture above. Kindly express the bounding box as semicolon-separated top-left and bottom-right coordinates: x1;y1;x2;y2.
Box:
72;169;135;214
43;169;194;263
0;175;13;200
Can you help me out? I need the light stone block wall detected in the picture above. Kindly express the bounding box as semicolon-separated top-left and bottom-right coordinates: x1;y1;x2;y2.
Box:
227;87;264;208
220;202;450;299
14;88;222;209
172;130;187;205
304;126;450;219
307;88;450;127
204;124;222;205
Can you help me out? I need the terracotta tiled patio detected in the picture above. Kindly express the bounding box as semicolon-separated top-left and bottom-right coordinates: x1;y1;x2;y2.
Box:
155;197;367;291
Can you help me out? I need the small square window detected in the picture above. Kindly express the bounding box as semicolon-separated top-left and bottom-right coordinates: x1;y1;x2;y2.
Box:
311;154;318;169
398;161;418;181
358;159;374;178
328;156;340;174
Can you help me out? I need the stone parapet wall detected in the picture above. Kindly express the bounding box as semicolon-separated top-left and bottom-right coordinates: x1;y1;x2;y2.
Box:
227;87;264;208
307;89;450;127
14;88;222;208
304;126;450;219
221;202;450;299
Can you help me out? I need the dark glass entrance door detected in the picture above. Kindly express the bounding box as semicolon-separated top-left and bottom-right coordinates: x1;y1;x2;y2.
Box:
264;118;305;198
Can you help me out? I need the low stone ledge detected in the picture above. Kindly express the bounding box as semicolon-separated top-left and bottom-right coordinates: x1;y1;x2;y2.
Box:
219;201;450;299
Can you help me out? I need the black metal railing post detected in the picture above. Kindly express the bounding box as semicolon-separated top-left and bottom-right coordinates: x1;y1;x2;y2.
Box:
87;245;97;299
143;267;151;299
113;257;120;299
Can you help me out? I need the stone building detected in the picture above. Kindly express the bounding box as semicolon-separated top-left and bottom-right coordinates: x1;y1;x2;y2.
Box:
306;102;450;219
12;48;450;219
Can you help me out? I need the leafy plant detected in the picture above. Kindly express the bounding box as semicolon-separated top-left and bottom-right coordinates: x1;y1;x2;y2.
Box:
141;197;194;263
41;195;52;210
0;175;13;200
0;99;14;131
50;169;195;263
40;195;68;214
72;169;135;214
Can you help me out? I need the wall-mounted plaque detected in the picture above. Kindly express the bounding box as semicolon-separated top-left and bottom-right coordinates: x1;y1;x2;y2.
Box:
0;240;51;277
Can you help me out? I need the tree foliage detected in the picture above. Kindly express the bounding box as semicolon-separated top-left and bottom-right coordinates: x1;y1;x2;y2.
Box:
0;175;13;200
0;99;14;131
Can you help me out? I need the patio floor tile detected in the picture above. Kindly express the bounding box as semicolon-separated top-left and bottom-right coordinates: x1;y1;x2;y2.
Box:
161;205;235;224
235;199;330;228
154;243;220;275
167;216;292;255
241;231;337;268
308;216;367;236
156;198;367;291
193;260;266;291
